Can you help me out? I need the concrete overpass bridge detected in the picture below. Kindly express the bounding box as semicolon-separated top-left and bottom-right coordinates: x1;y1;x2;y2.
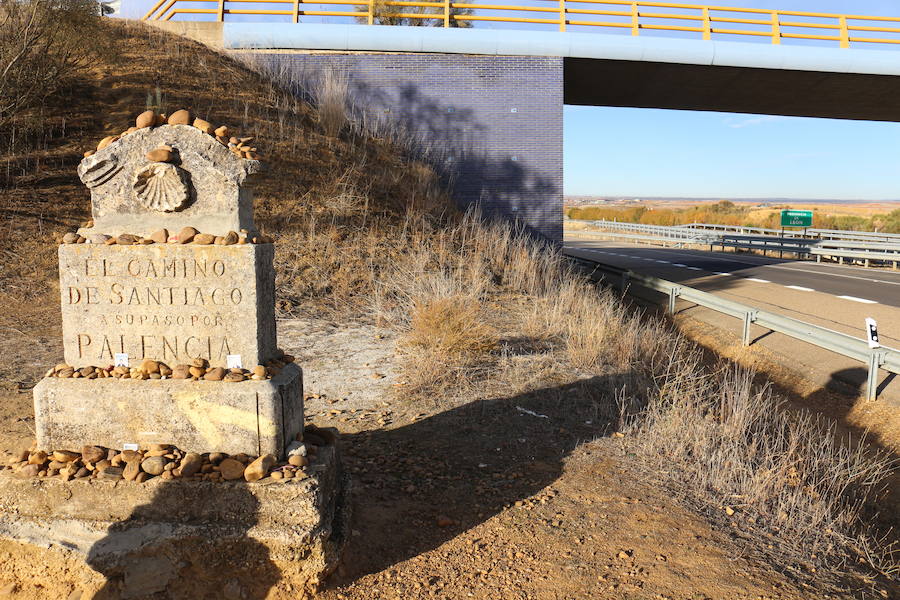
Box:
136;1;900;241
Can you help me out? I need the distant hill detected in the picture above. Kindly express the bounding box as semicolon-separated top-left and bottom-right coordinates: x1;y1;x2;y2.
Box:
565;195;900;206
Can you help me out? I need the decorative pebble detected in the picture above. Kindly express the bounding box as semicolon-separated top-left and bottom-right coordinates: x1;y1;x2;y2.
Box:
62;232;79;244
244;454;275;482
146;148;173;163
136;110;157;129
177;226;198;244
192;233;215;245
167;109;193;126
218;458;246;481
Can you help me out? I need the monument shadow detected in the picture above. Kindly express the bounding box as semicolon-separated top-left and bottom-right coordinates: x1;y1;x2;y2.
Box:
329;371;636;584
86;482;281;599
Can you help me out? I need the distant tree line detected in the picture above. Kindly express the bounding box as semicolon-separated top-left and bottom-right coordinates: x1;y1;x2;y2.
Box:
355;0;473;27
566;201;900;234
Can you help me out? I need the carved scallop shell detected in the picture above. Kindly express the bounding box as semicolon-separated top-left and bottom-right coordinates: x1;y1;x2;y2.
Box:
132;163;190;212
78;153;122;189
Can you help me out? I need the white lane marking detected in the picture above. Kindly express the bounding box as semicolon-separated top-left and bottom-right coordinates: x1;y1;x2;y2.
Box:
714;272;732;276
746;278;771;283
785;285;814;292
672;263;688;267
657;260;671;264
686;266;702;271
838;295;878;304
570;243;900;286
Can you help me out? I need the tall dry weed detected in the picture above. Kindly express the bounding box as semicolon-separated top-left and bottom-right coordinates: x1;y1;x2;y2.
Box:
626;362;897;574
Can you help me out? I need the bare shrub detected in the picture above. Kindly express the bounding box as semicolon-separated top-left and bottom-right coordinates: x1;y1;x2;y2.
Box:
315;68;349;138
0;0;105;128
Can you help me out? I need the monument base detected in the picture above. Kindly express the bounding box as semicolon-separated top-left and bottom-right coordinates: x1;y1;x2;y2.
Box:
0;445;348;598
33;364;304;457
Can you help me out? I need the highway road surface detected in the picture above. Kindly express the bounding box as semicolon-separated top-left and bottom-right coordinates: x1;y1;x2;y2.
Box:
565;234;900;401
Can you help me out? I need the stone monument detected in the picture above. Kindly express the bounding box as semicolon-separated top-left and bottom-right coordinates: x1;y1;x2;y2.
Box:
32;110;303;457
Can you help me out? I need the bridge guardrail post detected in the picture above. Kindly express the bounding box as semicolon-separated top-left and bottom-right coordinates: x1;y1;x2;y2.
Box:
558;0;566;32
293;0;300;23
217;0;225;21
368;0;375;25
630;2;639;36
702;8;711;41
771;11;781;44
866;351;887;401
444;0;450;27
839;16;850;49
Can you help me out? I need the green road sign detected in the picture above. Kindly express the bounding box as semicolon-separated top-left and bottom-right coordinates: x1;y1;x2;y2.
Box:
780;209;813;228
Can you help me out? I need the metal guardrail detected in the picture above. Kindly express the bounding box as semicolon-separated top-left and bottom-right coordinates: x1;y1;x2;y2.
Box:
568;255;899;401
144;0;900;50
582;220;900;267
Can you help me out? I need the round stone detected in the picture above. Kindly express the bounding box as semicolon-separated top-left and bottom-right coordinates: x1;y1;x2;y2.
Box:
223;372;245;383
141;456;168;476
149;229;169;244
193;118;214;135
52;450;80;463
192;233;215;245
223;231;239;245
96;135;118;151
62;232;79;244
203;367;226;381
218;458;245;481
117;234;140;246
81;446;105;463
136;110;156;129
146;148;173;163
140;359;160;374
244;454;275;482
171;365;191;379
177;226;198;244
167;109;193;126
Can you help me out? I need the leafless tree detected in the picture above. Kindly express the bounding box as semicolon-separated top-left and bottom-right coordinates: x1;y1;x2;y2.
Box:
0;0;103;128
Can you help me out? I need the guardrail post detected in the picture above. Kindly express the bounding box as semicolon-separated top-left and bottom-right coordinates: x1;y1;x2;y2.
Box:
839;16;850;48
368;0;374;25
559;0;566;31
742;310;758;346
702;7;711;40
771;12;781;44
866;351;886;401
444;0;451;27
217;0;225;21
668;287;680;315
630;2;639;36
293;0;300;23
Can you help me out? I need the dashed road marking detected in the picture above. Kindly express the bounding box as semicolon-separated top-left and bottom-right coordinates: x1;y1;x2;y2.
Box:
838;295;877;304
714;272;731;276
673;263;688;267
686;266;702;271
746;278;771;283
785;285;814;292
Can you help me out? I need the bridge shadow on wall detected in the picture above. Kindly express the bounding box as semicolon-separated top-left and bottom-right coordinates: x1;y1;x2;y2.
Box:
326;373;632;585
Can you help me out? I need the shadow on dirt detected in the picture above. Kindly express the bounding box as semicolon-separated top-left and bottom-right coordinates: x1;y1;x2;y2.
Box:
86;483;280;599
327;373;633;584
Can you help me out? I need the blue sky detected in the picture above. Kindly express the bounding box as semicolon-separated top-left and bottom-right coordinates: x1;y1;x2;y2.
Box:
123;0;900;199
564;1;900;200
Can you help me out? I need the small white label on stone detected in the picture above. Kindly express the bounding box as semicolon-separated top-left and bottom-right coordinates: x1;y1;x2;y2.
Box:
122;443;139;451
227;354;243;369
114;353;129;367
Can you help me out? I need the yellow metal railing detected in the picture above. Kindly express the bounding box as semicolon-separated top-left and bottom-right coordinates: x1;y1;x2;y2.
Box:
142;0;900;48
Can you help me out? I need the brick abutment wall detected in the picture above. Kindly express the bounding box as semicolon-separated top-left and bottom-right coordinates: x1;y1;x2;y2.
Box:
245;52;564;242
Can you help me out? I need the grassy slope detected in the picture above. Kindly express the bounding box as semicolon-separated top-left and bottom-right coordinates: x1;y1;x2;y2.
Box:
0;18;896;599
